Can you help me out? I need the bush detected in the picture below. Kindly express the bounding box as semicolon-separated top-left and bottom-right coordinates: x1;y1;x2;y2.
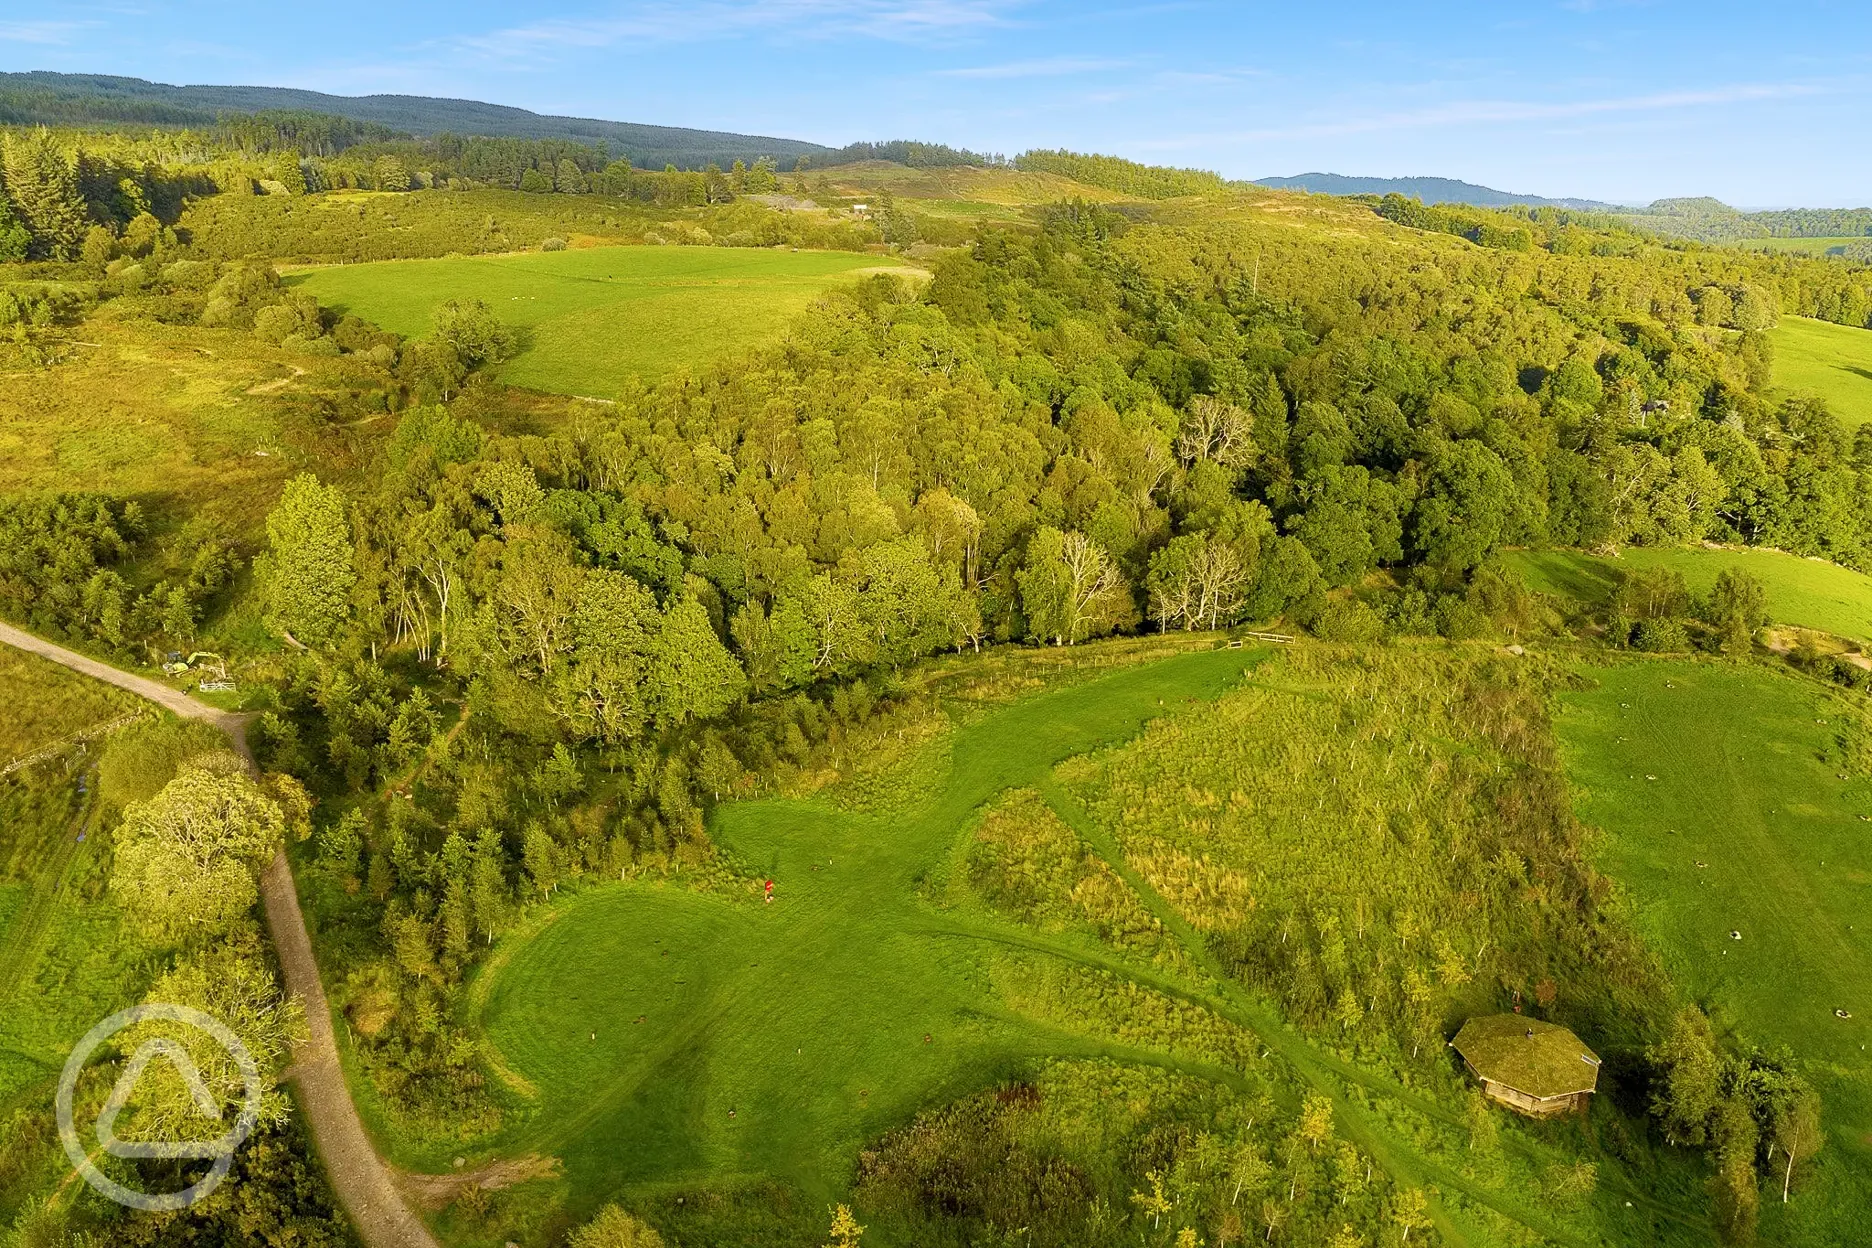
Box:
1311;597;1385;643
569;1205;665;1248
1816;654;1870;690
1434;596;1491;640
252;293;325;345
541;236;568;251
1632;617;1689;653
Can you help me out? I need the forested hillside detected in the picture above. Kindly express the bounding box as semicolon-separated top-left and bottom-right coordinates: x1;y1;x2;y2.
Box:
0;72;835;170
4;113;1872;1247
1619;198;1872;245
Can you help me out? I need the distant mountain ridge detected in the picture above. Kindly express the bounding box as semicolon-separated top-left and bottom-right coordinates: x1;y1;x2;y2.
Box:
1254;176;1872;244
1253;172;1626;212
0;71;835;170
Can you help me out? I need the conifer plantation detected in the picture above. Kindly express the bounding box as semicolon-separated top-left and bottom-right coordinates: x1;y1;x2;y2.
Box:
0;69;1869;1248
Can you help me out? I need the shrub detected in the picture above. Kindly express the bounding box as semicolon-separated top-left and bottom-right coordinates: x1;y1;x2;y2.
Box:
1632;617;1689;653
569;1204;665;1248
1312;597;1385;643
1816;654;1870;690
541;236;568;251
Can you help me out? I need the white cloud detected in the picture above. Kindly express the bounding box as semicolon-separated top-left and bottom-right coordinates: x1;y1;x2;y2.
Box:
446;0;1019;64
937;55;1130;79
0;20;97;45
1135;81;1832;150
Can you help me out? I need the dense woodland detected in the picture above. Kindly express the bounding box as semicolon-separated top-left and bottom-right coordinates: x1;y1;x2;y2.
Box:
2;114;1871;1247
1634;198;1872;243
0;72;837;170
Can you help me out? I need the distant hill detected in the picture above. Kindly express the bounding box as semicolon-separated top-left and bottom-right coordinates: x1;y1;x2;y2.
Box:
0;71;835;170
1614;197;1872;245
1253;172;1625;212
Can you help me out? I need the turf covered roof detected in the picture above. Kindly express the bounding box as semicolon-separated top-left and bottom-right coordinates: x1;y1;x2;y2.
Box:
1452;1015;1601;1099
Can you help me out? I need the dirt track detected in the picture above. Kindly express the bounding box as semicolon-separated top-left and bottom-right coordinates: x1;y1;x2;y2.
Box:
0;621;440;1248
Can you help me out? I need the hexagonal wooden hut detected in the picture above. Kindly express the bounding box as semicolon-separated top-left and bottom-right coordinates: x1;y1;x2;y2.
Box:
1451;1015;1601;1117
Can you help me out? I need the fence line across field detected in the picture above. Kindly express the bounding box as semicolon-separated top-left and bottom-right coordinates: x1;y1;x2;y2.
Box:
0;709;152;777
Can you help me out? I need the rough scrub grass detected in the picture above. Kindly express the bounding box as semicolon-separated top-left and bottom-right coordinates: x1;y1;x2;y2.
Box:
0;316;392;536
0;663;152;1228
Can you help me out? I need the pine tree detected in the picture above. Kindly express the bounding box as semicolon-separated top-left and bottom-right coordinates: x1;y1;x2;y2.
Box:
0;192;28;264
1;128;89;259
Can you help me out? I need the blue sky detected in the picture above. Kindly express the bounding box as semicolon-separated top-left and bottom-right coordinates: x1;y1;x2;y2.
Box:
4;1;1866;206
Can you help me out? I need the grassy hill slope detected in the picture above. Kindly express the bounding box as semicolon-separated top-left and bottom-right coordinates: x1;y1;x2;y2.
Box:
1510;546;1872;643
0;652;147;1226
405;640;1744;1248
1771;315;1872;426
461;648;1259;1199
1559;659;1872;1244
289;245;908;396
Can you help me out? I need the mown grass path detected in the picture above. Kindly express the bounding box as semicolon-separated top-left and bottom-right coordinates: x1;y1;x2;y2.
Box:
0;767;99;1005
470;649;1262;1203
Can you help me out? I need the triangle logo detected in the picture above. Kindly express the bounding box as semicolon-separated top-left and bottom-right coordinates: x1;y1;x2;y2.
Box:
96;1037;237;1160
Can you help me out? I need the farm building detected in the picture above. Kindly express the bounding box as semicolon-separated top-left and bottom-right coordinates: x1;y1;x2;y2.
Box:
1451;1015;1601;1117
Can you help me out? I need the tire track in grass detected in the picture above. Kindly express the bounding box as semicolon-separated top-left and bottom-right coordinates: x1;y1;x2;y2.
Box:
0;766;99;1005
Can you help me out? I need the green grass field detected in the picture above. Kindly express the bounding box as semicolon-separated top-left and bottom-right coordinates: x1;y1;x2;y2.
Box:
1509;545;1872;642
1558;659;1872;1244
1770;315;1872;427
417;642;1741;1248
459;648;1260;1210
287;246;907;398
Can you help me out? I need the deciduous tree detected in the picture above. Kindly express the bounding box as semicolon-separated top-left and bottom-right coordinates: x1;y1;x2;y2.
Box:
257;473;356;646
110;752;287;944
650;597;747;725
1019;527;1132;645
